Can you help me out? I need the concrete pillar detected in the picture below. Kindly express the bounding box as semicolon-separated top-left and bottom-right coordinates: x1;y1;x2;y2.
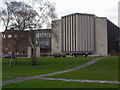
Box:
73;15;76;51
82;15;85;51
68;16;70;52
90;16;95;51
27;47;31;58
84;15;87;51
79;15;82;51
66;17;68;51
95;17;108;56
36;46;40;58
52;20;62;54
76;14;78;51
62;18;65;52
70;16;73;51
87;17;91;51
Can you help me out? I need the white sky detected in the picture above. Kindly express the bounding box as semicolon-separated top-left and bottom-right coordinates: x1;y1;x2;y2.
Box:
0;0;119;32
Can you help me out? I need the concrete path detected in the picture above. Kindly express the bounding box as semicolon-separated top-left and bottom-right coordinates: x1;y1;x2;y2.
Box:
29;57;106;78
40;78;120;84
1;57;119;86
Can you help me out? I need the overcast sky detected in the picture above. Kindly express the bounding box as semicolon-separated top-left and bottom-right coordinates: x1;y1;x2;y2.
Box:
50;0;119;25
0;0;119;32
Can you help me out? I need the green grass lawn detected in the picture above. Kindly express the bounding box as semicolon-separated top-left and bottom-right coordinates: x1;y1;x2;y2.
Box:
3;79;118;88
47;56;119;81
2;56;119;88
0;77;1;82
2;57;97;77
2;77;16;81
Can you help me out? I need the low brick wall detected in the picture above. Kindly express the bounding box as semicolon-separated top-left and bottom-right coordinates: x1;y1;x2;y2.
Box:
16;54;27;57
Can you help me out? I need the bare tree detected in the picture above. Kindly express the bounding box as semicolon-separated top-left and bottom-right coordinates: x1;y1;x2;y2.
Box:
0;1;37;63
0;2;12;30
26;0;57;65
0;0;57;65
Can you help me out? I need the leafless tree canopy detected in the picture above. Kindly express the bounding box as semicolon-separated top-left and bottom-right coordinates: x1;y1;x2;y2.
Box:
0;0;57;65
0;0;57;31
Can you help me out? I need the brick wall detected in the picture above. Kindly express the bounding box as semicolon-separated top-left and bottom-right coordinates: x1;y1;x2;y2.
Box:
2;29;31;57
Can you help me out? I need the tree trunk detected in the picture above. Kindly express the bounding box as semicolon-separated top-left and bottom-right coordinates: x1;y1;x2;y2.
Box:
10;57;12;67
14;51;17;63
15;56;17;63
28;30;37;65
31;47;37;65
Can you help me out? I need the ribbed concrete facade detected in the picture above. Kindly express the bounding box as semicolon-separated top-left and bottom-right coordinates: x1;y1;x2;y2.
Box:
61;13;95;53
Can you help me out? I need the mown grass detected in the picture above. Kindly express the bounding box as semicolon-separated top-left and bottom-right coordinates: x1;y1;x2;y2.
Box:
0;77;1;82
2;57;97;77
47;56;119;81
3;79;118;88
2;56;119;88
2;77;16;81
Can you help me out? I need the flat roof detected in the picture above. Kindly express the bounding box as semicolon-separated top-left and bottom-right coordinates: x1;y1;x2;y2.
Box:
62;13;95;18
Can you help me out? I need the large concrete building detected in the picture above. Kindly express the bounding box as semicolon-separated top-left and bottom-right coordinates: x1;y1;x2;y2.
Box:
52;13;119;56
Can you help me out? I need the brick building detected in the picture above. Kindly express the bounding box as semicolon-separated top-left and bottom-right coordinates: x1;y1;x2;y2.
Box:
2;28;31;57
2;28;52;57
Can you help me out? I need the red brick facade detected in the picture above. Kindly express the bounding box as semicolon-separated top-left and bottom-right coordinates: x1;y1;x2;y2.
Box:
2;28;31;57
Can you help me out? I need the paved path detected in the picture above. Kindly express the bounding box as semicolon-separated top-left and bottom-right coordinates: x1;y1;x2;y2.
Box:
1;57;119;86
29;57;106;78
40;78;120;84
